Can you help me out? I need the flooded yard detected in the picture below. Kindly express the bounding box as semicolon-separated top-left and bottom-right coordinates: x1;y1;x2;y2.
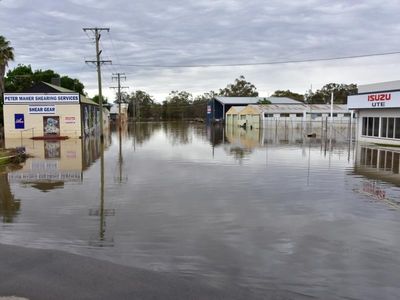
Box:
1;122;400;299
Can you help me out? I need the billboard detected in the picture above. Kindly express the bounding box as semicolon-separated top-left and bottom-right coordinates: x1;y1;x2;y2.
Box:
348;91;400;109
4;93;79;104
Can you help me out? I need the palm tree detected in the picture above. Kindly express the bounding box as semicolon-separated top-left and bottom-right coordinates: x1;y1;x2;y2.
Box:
0;36;14;97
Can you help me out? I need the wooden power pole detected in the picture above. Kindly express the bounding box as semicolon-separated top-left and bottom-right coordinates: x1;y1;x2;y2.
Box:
83;27;111;141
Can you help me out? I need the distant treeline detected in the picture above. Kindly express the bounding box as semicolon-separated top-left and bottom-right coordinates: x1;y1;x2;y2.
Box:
118;77;358;121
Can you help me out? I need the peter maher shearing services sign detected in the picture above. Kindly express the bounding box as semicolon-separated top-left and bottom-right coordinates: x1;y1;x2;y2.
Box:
348;91;400;109
4;93;80;104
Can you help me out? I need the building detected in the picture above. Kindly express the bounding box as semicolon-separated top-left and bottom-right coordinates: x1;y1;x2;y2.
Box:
225;106;246;126
230;104;351;130
3;82;107;139
348;80;400;145
207;96;301;123
110;103;129;123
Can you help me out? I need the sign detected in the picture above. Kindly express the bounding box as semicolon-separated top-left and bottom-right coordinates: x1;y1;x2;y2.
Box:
29;105;56;114
207;105;211;114
7;171;82;183
4;93;79;104
14;114;25;129
348;91;400;109
64;116;76;124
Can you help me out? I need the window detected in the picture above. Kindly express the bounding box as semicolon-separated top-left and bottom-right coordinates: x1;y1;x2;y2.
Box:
362;117;367;136
378;117;400;139
280;113;289;117
264;113;273;118
381;118;387;138
296;113;303;117
367;117;373;136
396;118;400;139
373;117;379;137
362;117;383;138
332;113;338;117
388;118;395;138
311;113;322;119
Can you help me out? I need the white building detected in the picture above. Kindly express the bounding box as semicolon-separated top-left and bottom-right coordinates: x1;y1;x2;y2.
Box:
348;80;400;145
229;104;351;129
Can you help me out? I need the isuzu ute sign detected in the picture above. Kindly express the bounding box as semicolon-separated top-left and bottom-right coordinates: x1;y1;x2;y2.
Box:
348;91;400;109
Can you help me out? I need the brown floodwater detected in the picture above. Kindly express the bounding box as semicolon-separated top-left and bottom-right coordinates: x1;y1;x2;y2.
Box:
1;122;400;299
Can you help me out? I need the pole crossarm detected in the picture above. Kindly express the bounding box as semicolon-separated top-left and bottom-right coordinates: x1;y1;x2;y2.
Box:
85;60;112;65
83;28;110;31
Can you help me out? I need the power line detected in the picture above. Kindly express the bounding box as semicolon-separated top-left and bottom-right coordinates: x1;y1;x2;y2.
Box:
112;50;400;69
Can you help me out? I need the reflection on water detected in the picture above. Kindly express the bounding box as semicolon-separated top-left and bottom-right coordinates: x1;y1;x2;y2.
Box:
1;123;400;299
0;173;20;223
353;145;400;208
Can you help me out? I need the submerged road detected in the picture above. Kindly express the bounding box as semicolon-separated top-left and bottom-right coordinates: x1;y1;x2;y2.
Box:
0;244;272;300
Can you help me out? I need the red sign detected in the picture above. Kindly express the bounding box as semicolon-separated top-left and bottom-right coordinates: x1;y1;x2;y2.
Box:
367;93;391;101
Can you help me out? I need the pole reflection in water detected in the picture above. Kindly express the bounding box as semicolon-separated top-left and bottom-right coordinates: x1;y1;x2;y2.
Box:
114;122;128;184
88;137;115;247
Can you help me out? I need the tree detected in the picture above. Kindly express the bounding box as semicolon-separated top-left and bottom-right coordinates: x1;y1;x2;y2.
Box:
4;64;86;94
128;90;156;120
219;75;258;97
92;95;108;104
60;76;85;94
0;36;14;97
164;90;193;120
192;91;217;119
4;64;33;92
257;98;272;104
307;83;357;104
271;90;304;102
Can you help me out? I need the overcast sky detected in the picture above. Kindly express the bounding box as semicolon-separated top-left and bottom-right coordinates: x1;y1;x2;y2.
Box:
1;0;400;102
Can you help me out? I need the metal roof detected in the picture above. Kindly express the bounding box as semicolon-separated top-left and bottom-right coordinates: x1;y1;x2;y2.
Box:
214;96;301;105
42;82;99;106
244;104;349;113
226;106;246;114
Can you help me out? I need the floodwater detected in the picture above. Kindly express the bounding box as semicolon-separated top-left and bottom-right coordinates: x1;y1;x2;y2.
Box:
1;122;400;299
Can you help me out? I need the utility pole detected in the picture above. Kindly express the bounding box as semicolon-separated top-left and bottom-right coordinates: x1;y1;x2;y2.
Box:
83;27;112;141
110;73;128;126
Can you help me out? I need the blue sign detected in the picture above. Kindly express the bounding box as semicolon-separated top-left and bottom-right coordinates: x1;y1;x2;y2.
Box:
14;114;25;129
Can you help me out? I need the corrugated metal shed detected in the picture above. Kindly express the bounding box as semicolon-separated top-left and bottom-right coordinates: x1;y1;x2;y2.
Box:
226;106;246;114
246;104;349;113
214;96;301;105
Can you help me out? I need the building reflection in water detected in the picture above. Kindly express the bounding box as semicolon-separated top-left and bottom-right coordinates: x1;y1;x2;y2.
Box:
5;137;109;192
354;145;400;207
223;124;352;162
1;136;110;223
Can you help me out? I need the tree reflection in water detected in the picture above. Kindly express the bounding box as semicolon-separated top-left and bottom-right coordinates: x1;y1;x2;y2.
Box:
0;172;21;223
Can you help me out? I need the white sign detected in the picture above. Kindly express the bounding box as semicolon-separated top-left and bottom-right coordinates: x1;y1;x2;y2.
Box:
64;116;76;124
7;171;82;182
29;105;56;114
348;91;400;109
4;93;79;104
